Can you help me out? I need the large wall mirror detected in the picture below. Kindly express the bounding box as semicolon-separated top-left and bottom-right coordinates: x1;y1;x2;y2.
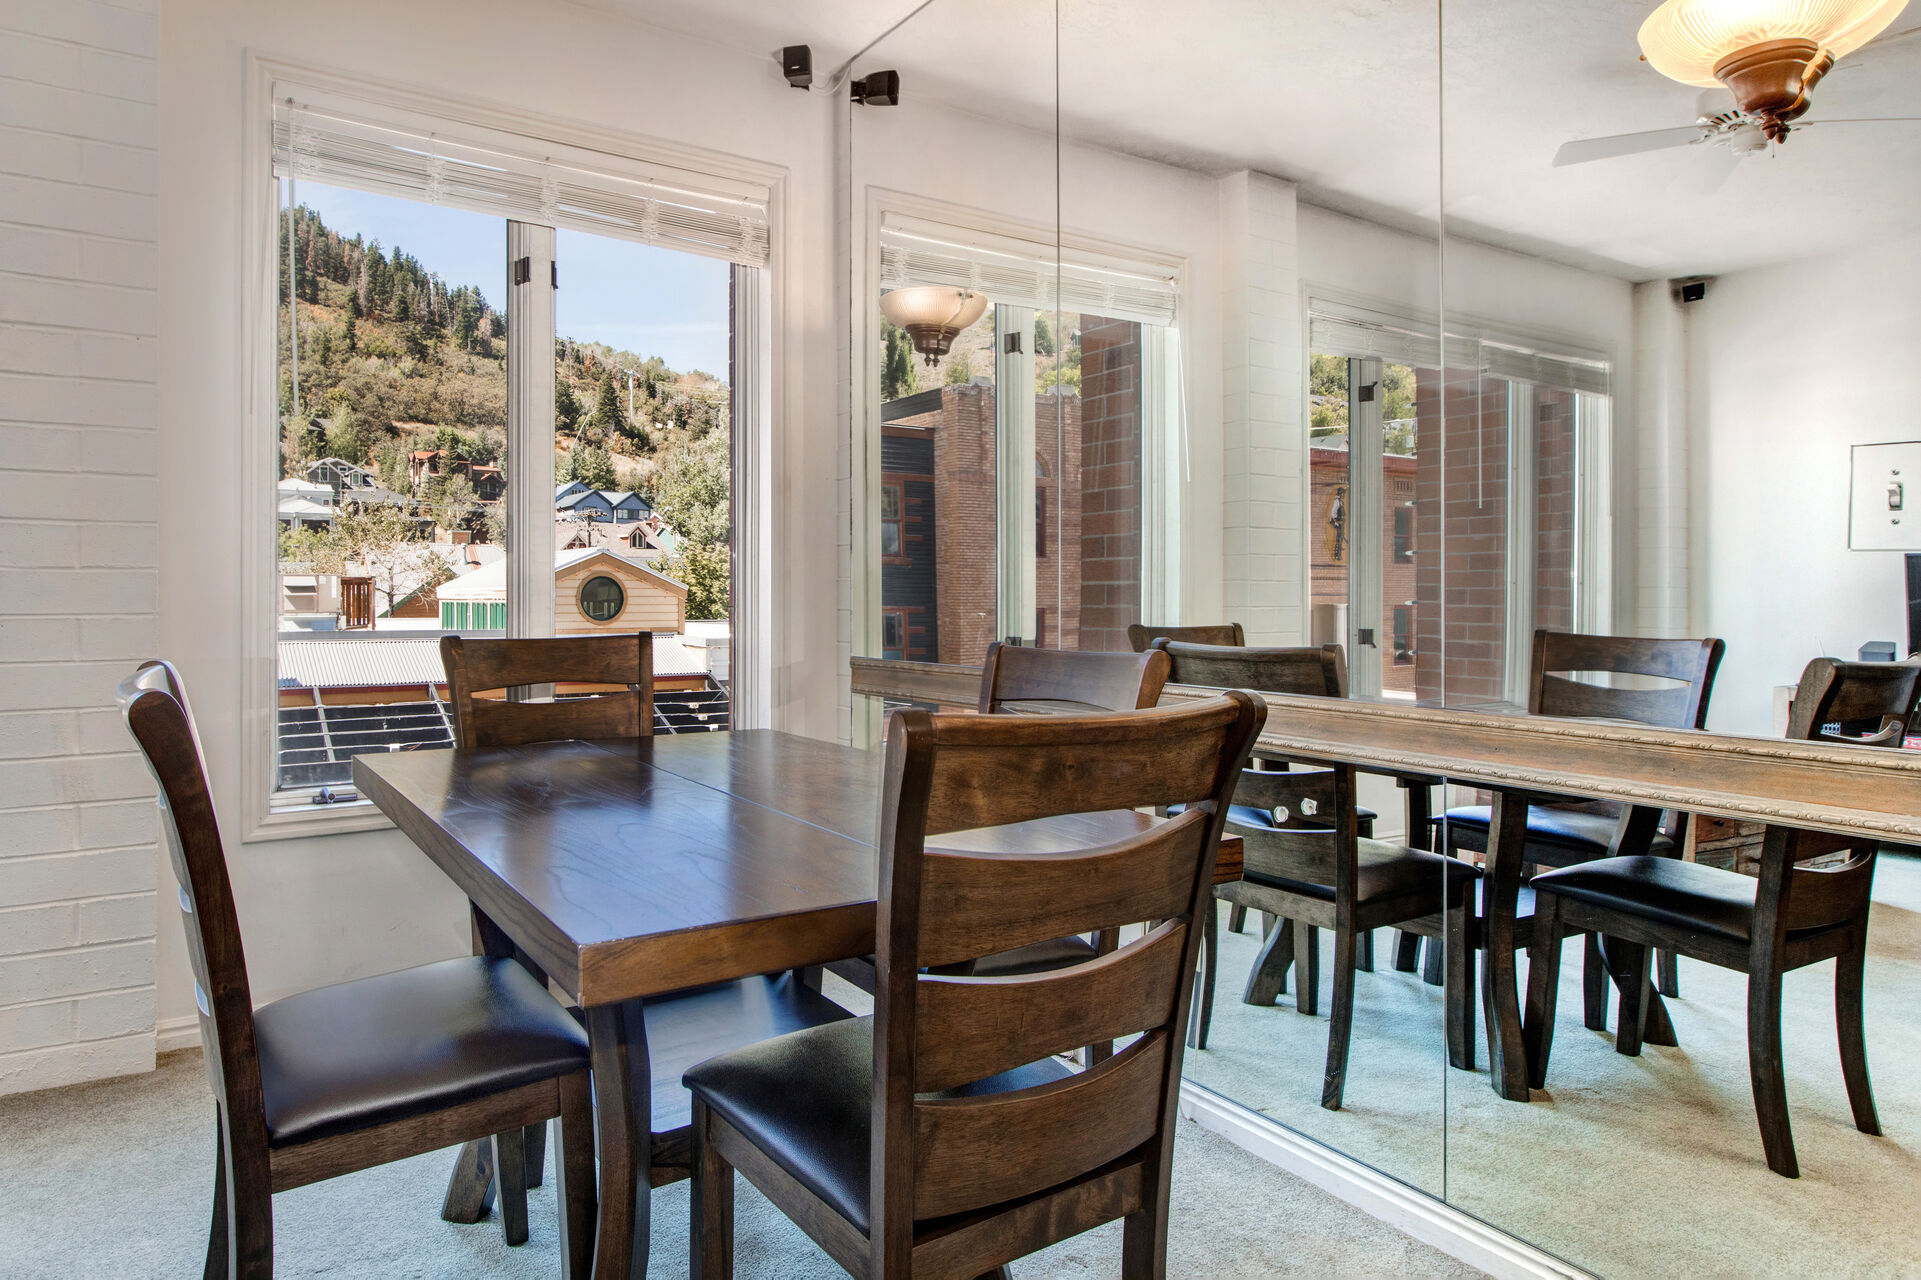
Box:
845;0;1921;1273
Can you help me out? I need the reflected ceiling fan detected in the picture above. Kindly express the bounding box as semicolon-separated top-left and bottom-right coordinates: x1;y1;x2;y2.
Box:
1555;1;1921;176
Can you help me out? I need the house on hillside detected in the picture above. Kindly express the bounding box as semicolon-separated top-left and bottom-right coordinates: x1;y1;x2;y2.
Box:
408;449;505;501
306;457;378;494
434;547;687;634
555;487;651;524
276;477;337;529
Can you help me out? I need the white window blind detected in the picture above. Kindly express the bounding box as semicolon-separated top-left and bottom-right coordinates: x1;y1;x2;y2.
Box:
1309;299;1609;396
879;216;1179;327
272;96;770;267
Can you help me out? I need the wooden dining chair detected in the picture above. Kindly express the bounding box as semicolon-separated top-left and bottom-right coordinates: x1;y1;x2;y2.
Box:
1127;620;1245;651
977;639;1171;714
684;692;1265;1278
436;634;852;1209
1442;628;1725;1026
1523;657;1919;1177
1148;639;1391;1024
122;660;597;1279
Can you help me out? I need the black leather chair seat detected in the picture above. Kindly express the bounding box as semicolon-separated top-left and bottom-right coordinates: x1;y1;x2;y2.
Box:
967;934;1100;977
683;1016;1072;1234
255;956;589;1147
642;973;855;1132
1444;804;1675;862
1530;855;1758;943
1230;826;1479;905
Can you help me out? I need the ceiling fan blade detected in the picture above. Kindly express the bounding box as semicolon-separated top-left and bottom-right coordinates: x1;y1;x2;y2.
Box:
1553;126;1705;166
1796;117;1921;126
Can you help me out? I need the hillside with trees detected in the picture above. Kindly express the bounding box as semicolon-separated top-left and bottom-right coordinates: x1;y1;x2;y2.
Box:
276;204;733;619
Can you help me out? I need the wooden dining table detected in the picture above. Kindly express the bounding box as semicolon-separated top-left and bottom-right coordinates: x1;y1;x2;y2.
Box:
354;727;1244;1279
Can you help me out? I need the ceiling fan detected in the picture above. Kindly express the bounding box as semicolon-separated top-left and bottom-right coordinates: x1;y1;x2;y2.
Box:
1554;6;1921;174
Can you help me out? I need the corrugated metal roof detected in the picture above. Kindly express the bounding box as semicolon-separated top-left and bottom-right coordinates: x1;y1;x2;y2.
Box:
277;630;710;690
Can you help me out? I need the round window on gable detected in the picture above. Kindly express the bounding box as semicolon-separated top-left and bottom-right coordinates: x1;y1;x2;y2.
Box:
579;574;625;623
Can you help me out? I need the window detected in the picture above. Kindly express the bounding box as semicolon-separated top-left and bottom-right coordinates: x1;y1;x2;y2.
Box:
881;609;906;659
880;484;904;559
1393;504;1414;563
1392;603;1414;664
868;210;1183;669
249;68;775;837
579;575;625;622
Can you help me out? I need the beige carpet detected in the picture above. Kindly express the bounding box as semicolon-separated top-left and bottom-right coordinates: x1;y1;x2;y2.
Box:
1185;851;1921;1278
0;1043;1481;1278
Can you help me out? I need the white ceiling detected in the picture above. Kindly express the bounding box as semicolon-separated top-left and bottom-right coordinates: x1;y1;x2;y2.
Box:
589;0;1921;281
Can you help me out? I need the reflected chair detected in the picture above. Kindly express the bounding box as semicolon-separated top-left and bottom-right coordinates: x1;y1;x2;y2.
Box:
122;660;598;1278
1150;639;1401;1032
684;693;1264;1277
437;634;851;1208
1127;621;1245;650
1442;629;1724;1027
977;639;1171;715
1524;657;1918;1177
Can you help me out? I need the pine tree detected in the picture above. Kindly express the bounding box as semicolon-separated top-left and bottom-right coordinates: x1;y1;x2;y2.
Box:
881;321;918;401
555;379;581;435
591;372;625;441
342;312;357;354
453;291;478;350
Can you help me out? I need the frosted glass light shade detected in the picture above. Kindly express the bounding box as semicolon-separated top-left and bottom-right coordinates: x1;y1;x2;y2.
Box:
1638;0;1910;86
880;287;989;363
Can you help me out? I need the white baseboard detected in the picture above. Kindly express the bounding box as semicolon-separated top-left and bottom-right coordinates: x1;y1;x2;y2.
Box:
155;1015;201;1054
1178;1082;1591;1280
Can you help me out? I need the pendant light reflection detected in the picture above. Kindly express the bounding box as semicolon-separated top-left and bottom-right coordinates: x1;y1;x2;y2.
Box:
880;286;990;365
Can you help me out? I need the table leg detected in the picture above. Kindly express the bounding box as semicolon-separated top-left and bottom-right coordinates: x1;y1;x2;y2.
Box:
1481;791;1533;1101
587;1000;652;1280
444;904;519;1224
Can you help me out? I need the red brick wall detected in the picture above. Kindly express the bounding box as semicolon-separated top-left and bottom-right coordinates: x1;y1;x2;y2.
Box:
1414;370;1512;703
1534;387;1578;633
1078;315;1143;653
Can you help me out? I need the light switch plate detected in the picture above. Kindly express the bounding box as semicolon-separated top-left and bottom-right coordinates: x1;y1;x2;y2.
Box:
1850;441;1921;550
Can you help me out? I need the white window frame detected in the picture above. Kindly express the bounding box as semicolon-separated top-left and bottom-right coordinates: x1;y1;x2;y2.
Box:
852;189;1188;745
239;56;784;841
1301;286;1615;704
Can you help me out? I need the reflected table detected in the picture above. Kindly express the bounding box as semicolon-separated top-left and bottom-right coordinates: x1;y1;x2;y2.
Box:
356;728;1243;1278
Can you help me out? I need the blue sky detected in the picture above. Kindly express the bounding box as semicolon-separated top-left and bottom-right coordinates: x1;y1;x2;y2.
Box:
288;180;731;380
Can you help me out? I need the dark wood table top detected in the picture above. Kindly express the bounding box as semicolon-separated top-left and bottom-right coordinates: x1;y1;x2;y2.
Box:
356;729;1241;1009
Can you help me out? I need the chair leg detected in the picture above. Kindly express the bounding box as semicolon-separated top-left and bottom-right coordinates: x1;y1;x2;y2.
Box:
1392;930;1421;972
205;1110;229;1280
441;1138;497;1224
1322;928;1358;1110
1299;925;1321;1016
1445;899;1476;1072
1243;914;1293;1006
1356;928;1375;973
556;1073;597;1280
1582;931;1609;1031
1187;899;1218;1050
1656;948;1680;999
1609;937;1652;1057
1120;1138;1171;1280
690;1099;735;1280
1835;930;1880;1137
1227;904;1247;935
1748;968;1798;1177
494;1126;529;1246
1522;895;1564;1090
1420;932;1444;987
523;1121;546;1188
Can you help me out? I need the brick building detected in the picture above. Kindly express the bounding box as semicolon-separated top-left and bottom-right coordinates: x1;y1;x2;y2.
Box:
878;313;1145;664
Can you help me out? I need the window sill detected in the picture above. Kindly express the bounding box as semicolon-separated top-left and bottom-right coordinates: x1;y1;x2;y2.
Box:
244;796;396;844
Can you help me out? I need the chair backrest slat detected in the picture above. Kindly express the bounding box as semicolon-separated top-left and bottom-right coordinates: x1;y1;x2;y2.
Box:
872;693;1263;1246
1126;621;1244;651
915;812;1210;967
1153;639;1347;698
1530;629;1724;729
119;662;266;1151
441;633;654;748
921;716;1228;835
910;1031;1169;1221
1224;765;1351;891
912;921;1187;1092
977;641;1169;715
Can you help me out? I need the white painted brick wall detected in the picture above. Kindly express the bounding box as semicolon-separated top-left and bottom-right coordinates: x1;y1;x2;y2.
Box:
0;0;159;1096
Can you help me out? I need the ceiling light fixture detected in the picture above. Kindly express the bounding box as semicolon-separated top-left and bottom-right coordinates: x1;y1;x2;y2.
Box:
1637;0;1911;139
879;287;988;365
